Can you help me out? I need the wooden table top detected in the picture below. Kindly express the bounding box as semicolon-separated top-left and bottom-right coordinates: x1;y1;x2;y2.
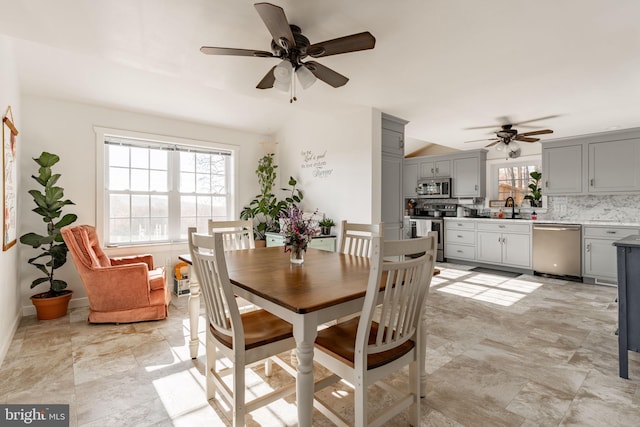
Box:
181;247;439;314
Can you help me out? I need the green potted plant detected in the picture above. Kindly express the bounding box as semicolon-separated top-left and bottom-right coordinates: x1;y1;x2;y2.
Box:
240;153;303;242
20;152;78;320
524;171;543;207
319;218;335;236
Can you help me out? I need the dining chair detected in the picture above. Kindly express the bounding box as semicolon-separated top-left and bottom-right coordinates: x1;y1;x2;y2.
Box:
208;219;255;250
208;219;274;372
187;228;297;427
338;220;384;257
313;232;437;427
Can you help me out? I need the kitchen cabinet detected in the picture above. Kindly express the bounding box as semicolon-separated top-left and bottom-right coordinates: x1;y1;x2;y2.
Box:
583;225;640;285
588;138;640;193
403;159;419;197
476;222;532;268
452;153;486;198
420;159;450;178
265;232;336;252
381;113;408;240
542;128;640;196
542;144;583;195
444;220;476;261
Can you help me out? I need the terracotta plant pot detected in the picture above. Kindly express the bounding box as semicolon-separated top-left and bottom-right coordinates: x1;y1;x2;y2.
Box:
30;291;73;320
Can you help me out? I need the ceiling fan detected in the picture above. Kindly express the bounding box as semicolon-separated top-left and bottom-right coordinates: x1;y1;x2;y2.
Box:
200;2;376;102
464;115;558;148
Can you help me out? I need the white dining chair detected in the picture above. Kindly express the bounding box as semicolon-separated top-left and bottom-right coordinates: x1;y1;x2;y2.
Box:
313;232;437;427
338;220;384;257
208;219;255;250
188;228;297;427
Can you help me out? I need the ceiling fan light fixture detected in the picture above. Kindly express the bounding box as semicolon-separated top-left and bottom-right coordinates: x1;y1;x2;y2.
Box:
296;65;316;89
495;141;506;151
274;60;293;83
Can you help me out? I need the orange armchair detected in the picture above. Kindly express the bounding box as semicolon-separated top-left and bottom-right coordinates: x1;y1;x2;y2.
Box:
61;225;171;323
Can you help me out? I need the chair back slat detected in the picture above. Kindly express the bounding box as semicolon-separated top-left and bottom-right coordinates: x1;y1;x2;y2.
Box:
339;220;384;258
188;228;242;341
356;232;437;360
208;219;255;251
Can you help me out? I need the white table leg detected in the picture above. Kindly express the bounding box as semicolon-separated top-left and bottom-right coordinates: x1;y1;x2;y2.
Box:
292;314;318;427
188;268;200;359
420;309;428;397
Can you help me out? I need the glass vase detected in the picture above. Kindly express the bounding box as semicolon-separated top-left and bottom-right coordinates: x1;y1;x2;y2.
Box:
289;245;305;265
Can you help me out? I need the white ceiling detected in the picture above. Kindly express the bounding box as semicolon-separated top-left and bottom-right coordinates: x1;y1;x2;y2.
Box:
1;0;639;154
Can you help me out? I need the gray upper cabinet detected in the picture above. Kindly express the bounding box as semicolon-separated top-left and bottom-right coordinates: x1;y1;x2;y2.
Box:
404;149;487;199
542;144;583;195
589;138;640;193
420;159;451;178
542;128;640;196
381;122;405;156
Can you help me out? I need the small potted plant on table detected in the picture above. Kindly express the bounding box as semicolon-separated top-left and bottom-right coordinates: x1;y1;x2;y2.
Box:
20;152;78;320
319;218;335;236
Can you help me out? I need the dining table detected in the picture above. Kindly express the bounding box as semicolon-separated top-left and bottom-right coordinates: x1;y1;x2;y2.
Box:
180;246;439;427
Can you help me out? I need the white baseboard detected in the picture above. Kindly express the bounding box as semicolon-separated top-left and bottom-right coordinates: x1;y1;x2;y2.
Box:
0;311;22;368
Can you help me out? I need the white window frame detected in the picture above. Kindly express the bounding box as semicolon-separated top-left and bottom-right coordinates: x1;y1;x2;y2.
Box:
488;155;542;207
95;126;240;246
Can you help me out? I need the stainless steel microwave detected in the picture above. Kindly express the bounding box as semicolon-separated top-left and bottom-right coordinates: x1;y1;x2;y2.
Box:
416;177;451;198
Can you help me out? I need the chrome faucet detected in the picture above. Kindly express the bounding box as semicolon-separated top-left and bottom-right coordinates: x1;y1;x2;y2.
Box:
505;197;515;219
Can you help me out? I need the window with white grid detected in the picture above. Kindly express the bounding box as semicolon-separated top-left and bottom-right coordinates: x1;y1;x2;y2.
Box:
100;133;234;246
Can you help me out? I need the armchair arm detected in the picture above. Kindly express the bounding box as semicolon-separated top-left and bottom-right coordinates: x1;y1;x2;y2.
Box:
110;254;154;270
83;263;154;312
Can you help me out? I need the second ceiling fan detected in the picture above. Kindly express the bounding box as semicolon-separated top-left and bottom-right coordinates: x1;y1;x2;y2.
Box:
200;2;376;102
464;115;557;148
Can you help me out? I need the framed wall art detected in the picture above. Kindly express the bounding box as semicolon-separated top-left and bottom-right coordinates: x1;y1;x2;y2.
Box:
3;105;19;251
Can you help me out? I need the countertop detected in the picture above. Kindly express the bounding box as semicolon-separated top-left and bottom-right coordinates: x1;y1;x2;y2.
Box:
443;217;640;228
613;235;640;247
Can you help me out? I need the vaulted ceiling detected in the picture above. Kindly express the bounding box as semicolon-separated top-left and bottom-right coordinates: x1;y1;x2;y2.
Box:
1;0;639;154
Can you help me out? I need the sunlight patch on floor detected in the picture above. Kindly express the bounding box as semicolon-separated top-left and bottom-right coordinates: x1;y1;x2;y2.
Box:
436;276;542;307
436;268;473;280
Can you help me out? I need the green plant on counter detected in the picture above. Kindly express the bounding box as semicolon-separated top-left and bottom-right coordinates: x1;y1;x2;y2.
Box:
20;152;78;297
319;218;335;228
240;153;303;240
524;171;542;207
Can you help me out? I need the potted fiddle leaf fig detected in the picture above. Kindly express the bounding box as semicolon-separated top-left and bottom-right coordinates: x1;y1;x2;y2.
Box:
524;171;543;207
20;152;78;320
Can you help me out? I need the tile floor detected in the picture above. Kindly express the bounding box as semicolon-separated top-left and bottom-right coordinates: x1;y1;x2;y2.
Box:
2;262;640;426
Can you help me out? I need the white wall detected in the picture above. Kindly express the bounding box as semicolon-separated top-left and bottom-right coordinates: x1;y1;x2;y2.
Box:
18;95;271;316
0;35;22;366
275;105;376;235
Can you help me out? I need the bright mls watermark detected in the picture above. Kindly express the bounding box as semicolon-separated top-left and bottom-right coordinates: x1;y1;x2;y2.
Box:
1;405;69;426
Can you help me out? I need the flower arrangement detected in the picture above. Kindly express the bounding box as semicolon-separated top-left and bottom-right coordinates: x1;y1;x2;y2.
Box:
280;206;319;253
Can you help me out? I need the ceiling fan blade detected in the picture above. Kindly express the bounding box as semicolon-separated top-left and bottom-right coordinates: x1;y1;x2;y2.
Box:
254;2;296;49
512;115;560;126
514;136;540;143
304;61;349;88
485;140;501;148
464;138;498;143
200;46;275;57
518;129;554;137
256;66;276;89
307;32;376;58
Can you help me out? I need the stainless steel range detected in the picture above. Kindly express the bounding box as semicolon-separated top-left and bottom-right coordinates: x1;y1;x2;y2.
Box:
404;202;457;262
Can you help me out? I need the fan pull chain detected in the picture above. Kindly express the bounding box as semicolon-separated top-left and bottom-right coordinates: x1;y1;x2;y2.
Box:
290;73;297;103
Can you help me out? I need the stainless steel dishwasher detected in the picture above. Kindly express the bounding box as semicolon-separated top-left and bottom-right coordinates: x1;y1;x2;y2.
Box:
532;223;582;278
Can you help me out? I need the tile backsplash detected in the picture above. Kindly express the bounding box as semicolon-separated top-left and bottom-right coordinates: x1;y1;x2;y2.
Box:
542;194;640;223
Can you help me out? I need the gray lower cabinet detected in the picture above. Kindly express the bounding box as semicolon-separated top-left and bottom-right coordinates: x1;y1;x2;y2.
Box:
265;232;337;252
583;225;640;285
476;222;532;269
444;220;476;261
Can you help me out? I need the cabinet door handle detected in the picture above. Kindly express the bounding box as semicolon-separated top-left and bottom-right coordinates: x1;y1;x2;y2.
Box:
606;231;617;234
431;168;434;174
435;168;439;173
499;225;506;228
456;250;463;253
590;178;594;186
475;184;478;190
545;180;549;188
457;235;463;238
399;138;404;148
586;243;591;252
